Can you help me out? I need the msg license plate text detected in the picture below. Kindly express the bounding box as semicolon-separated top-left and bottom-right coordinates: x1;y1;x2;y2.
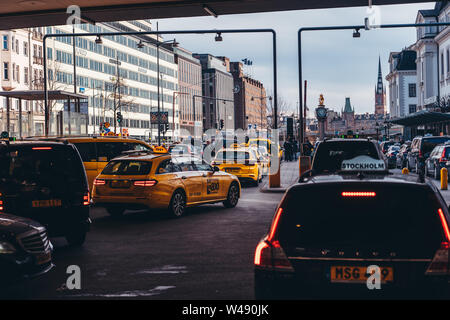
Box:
331;266;393;283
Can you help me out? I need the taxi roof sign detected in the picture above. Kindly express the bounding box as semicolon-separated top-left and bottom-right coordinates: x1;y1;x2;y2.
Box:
153;145;168;154
341;155;386;172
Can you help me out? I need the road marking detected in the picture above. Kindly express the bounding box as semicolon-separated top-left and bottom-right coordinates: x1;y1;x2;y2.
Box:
132;265;187;275
65;286;175;298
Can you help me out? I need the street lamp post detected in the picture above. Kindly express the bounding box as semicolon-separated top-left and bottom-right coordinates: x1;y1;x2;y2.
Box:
192;95;233;137
251;95;272;131
138;38;178;145
172;91;189;142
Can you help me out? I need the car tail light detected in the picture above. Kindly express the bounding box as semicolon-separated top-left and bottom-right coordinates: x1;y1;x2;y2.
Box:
440;149;448;162
425;209;450;276
419;150;423;158
341;191;376;197
0;193;3;212
254;208;294;272
32;147;52;150
94;179;106;186
133;180;158;187
83;192;90;206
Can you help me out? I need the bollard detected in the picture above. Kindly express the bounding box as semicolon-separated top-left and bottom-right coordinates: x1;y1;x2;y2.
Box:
441;167;448;190
299;156;311;177
401;168;409;175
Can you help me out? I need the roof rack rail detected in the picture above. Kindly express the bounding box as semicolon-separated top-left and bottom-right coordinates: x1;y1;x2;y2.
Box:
120;150;154;156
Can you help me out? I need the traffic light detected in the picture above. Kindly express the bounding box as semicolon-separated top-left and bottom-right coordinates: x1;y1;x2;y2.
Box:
117;112;123;124
219;119;224;130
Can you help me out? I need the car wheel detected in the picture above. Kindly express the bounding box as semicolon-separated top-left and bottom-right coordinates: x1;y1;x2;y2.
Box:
254;173;260;187
424;165;428;176
66;229;87;246
223;183;239;208
168;189;186;218
106;206;125;217
435;167;440;180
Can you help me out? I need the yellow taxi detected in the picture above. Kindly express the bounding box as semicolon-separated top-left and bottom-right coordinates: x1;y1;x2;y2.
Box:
36;136;153;191
92;150;241;218
248;138;283;159
213;147;262;186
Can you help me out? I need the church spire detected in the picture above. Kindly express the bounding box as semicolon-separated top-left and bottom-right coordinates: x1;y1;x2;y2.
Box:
376;56;384;95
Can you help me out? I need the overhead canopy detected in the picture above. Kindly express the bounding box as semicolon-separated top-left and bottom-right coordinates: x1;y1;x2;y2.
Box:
0;0;428;30
0;90;88;101
389;110;450;127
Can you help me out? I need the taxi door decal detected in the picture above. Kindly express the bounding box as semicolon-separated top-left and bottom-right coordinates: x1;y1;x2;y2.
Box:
206;178;220;194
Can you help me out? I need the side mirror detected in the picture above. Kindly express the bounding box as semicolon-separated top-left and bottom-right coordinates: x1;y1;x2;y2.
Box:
213;166;220;173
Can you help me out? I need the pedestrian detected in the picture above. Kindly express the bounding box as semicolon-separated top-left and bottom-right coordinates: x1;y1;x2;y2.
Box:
284;138;292;161
291;138;298;161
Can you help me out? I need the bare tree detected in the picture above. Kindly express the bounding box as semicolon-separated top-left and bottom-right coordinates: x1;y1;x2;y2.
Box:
106;75;135;133
265;90;295;128
39;59;65;114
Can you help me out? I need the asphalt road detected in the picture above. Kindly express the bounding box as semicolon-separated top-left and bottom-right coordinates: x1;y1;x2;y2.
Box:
1;178;283;300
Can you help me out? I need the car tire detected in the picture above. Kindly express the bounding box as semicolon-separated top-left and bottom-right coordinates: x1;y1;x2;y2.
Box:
66;229;87;247
106;206;125;217
435;167;440;180
168;189;186;218
223;182;239;208
254;174;260;187
424;166;428;177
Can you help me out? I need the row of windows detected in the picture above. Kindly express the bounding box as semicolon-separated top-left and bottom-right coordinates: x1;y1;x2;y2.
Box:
52;70;175;105
2;34;42;59
90;116;151;129
51;26;176;78
52;49;176;90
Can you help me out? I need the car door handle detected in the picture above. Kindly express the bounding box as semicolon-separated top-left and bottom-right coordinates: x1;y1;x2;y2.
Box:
181;176;187;179
202;173;207;177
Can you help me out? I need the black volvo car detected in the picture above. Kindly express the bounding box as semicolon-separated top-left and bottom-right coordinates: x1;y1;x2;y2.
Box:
255;173;450;299
0;141;90;246
0;213;53;285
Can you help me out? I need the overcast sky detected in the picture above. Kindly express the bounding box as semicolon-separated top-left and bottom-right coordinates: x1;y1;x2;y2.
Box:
155;2;435;117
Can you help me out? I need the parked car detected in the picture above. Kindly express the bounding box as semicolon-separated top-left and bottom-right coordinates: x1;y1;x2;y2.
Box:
396;143;411;168
380;141;395;154
407;136;450;172
0;213;53;286
0;141;91;246
425;143;450;179
386;145;400;169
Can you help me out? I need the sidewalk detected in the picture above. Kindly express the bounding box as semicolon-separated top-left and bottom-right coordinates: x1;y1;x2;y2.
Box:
260;160;300;193
430;178;450;205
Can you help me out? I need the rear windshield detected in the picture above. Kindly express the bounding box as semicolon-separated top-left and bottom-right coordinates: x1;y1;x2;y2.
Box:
278;183;444;256
312;141;380;174
0;144;86;189
102;160;152;175
215;151;250;161
422;138;450;154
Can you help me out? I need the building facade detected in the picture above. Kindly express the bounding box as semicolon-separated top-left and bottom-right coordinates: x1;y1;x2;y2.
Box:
385;49;418;118
194;54;234;132
174;47;202;137
0;27;45;136
229;61;267;131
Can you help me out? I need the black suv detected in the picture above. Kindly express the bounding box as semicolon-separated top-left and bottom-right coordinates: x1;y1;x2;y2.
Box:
407;136;450;173
0;214;53;285
425;142;450;179
0;141;90;246
307;138;385;177
255;174;450;299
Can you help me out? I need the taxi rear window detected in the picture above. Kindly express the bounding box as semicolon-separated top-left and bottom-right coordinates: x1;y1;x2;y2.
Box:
102;160;152;175
278;183;444;257
216;151;250;160
312;141;379;174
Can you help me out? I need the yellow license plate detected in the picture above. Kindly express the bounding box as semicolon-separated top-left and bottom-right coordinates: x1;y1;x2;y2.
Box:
330;266;394;283
32;199;62;208
36;252;51;265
